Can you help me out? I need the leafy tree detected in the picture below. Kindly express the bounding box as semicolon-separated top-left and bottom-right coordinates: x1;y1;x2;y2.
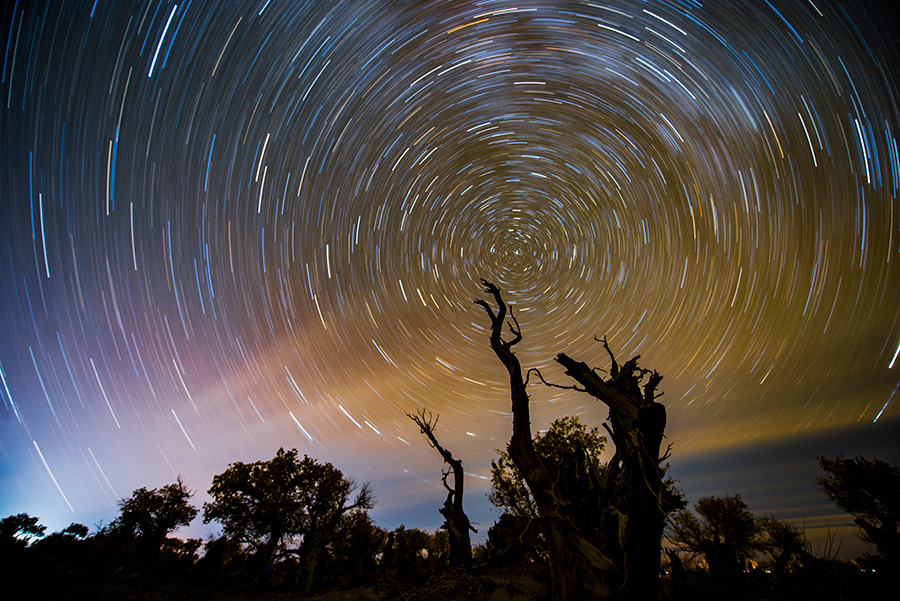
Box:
817;455;899;569
488;415;606;564
757;515;807;573
321;509;385;587
203;447;374;590
381;525;446;584
489;415;606;521
196;535;245;578
485;512;542;565
109;476;197;553
1;513;46;551
59;523;89;539
30;522;89;558
667;493;759;575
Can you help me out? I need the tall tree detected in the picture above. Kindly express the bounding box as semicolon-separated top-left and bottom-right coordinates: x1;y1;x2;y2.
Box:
667;493;759;574
322;510;385;587
553;336;682;599
476;280;618;600
203;448;374;590
817;455;899;570
408;409;475;566
110;477;197;554
477;280;681;600
381;525;448;584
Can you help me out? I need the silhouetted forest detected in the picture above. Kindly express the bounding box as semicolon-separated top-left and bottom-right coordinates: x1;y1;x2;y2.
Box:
2;284;896;600
2;439;896;601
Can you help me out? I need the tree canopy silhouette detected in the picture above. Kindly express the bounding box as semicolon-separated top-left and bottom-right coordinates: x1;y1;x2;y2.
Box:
0;513;45;557
203;447;374;590
667;493;759;575
757;515;808;573
817;455;900;571
488;415;606;564
490;415;607;523
108;477;197;554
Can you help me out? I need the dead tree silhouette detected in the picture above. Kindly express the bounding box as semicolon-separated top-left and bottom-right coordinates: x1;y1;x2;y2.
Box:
408;409;476;567
477;279;681;601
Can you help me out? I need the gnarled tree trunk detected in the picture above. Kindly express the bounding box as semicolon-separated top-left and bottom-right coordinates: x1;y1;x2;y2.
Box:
476;281;618;600
556;343;671;601
477;281;678;600
408;409;475;567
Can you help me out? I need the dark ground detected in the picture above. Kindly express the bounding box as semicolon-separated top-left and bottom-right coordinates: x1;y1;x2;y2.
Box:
10;558;895;601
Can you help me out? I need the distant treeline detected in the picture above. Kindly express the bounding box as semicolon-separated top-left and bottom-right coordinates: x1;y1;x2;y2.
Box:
1;440;896;600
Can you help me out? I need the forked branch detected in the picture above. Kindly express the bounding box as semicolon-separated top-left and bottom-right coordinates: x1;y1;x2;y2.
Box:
407;409;453;466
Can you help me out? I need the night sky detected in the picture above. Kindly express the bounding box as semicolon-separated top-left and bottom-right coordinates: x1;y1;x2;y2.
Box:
1;0;898;556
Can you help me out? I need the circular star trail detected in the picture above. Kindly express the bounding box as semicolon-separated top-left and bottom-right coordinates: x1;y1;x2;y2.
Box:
1;0;898;536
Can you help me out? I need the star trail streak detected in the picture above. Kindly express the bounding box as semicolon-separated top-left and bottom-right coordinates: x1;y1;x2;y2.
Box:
0;1;898;552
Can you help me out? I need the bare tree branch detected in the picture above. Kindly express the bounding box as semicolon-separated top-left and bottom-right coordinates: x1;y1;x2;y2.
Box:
659;443;673;464
526;367;585;393
407;409;456;467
